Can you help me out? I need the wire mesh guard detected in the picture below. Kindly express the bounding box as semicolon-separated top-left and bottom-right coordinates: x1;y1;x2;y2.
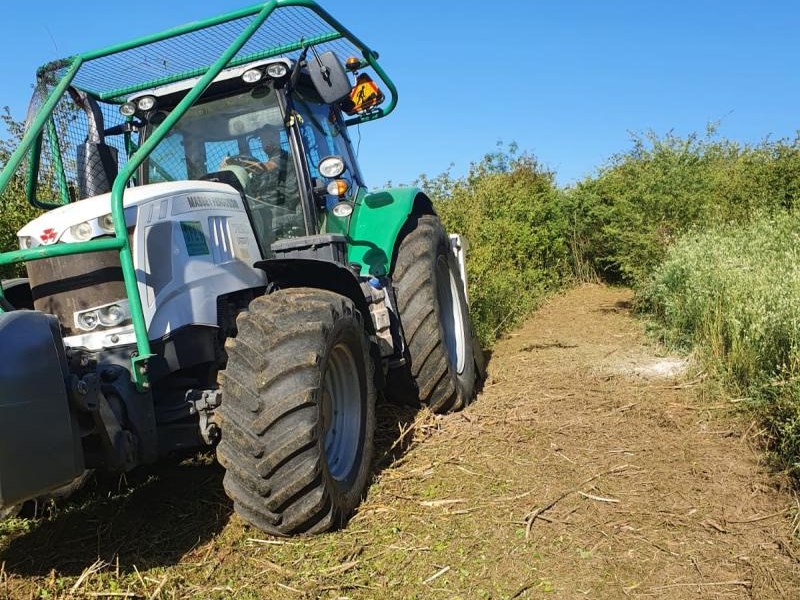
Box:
21;3;372;208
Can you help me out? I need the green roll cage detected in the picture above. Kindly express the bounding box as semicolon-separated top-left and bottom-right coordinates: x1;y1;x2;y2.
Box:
0;0;397;391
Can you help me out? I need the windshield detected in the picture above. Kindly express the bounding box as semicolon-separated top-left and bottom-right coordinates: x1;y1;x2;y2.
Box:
144;85;304;247
145;86;286;181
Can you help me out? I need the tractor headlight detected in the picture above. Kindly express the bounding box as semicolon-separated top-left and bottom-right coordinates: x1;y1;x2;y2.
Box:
18;236;32;249
266;63;288;79
242;68;264;84
318;155;346;178
119;102;136;117
99;303;129;327
332;202;354;218
136;95;157;112
75;300;131;332
76;311;99;332
99;213;115;233
70;222;93;241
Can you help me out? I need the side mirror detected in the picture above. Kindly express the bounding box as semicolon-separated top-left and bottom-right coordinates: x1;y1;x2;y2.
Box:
308;52;352;104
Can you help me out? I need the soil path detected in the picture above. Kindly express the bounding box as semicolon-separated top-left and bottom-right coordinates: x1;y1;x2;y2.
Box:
342;283;800;599
405;283;799;598
2;284;799;599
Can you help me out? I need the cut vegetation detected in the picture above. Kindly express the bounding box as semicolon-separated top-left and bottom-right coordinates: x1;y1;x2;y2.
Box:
1;285;798;598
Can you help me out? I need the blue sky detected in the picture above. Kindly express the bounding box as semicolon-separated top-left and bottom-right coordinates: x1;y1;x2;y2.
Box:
1;1;798;187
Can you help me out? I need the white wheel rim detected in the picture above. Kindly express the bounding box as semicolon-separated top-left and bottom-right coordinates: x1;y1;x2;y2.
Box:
322;342;362;482
435;255;467;375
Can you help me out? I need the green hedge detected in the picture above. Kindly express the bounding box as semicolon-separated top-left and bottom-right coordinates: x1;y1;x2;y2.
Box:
420;145;573;347
0;108;39;279
564;130;800;287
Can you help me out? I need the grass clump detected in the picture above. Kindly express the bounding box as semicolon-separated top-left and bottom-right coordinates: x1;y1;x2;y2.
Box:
642;212;800;475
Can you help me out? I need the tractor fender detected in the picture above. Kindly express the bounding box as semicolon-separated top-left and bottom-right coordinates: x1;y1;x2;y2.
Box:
0;310;84;509
254;258;374;335
346;187;435;278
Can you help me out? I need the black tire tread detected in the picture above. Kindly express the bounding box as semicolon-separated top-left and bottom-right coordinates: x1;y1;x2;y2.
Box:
389;215;472;413
217;288;374;535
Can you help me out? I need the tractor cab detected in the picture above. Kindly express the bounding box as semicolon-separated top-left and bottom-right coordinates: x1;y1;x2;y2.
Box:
63;51;372;259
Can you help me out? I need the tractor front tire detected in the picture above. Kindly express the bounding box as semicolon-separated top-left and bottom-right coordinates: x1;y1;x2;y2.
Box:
217;288;376;535
388;214;477;413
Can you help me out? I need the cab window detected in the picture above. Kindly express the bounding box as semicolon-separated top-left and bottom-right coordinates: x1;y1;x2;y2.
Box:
143;87;305;252
293;89;361;190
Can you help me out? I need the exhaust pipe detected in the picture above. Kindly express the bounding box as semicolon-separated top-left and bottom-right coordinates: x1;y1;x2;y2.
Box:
68;87;119;199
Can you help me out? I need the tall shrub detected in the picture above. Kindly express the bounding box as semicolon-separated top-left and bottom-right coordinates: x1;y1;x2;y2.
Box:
642;213;800;474
0;108;38;279
565;130;800;286
420;145;572;346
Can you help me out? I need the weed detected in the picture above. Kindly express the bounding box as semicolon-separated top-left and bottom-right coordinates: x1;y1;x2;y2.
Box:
642;212;800;475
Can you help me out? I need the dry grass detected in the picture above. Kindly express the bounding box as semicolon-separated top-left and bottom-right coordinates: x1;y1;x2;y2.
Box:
2;284;799;599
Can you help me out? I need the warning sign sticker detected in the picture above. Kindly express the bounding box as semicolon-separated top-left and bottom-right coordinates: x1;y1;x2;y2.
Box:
346;74;385;115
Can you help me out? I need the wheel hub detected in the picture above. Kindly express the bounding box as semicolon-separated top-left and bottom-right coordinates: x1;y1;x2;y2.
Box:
435;256;467;375
322;342;362;482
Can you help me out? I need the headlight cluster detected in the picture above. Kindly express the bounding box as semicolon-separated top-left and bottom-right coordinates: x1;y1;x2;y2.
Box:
120;95;157;117
54;213;114;242
241;62;289;85
68;213;116;242
20;212;117;249
74;299;131;332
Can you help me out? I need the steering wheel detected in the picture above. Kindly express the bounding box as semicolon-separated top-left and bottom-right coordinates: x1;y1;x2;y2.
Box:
221;154;277;175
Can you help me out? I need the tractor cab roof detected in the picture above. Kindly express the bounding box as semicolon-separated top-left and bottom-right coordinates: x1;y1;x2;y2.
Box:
32;0;395;122
124;57;295;108
4;1;396;213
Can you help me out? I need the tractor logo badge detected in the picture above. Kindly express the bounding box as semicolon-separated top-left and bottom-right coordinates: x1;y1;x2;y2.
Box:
40;228;58;244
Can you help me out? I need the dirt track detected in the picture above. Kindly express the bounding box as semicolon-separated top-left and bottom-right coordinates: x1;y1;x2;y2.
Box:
2;284;799;598
447;284;800;598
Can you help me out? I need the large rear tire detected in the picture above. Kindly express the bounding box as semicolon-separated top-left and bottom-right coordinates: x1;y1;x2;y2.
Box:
217;288;376;535
388;214;477;413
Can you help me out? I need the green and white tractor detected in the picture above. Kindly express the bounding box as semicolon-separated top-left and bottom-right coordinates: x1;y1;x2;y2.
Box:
0;0;483;534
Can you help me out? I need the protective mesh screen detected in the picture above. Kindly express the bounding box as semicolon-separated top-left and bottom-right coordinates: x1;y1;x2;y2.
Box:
49;6;361;100
23;3;373;206
25;74;132;206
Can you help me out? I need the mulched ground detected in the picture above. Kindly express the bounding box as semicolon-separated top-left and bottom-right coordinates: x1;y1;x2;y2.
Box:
2;284;798;599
